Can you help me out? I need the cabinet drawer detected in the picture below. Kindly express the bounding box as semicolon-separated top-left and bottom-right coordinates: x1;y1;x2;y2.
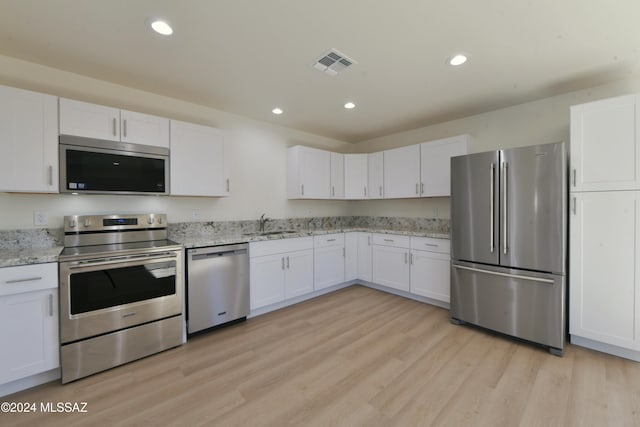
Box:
0;263;58;296
249;237;313;258
313;233;344;248
372;233;410;248
410;237;450;254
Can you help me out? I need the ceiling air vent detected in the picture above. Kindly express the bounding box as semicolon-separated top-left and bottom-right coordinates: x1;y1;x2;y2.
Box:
312;49;356;76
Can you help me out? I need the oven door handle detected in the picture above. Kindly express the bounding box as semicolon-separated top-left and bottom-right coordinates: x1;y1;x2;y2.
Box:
67;252;178;269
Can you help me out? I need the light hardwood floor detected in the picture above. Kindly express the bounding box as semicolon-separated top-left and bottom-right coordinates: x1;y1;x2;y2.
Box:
2;285;640;426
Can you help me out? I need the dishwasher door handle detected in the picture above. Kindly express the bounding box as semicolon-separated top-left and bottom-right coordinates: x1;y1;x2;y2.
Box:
192;249;247;260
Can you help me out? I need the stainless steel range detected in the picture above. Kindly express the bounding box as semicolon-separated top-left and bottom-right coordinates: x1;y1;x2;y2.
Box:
58;213;184;383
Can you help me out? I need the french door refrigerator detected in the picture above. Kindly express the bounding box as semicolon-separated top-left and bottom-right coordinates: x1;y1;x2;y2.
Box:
450;141;567;355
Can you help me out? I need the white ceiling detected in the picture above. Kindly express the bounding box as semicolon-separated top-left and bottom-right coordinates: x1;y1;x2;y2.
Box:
1;0;638;142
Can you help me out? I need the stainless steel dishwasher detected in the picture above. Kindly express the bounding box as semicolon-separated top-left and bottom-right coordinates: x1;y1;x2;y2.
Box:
186;243;249;335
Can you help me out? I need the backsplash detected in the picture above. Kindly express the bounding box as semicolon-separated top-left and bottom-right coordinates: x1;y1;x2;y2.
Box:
0;216;450;250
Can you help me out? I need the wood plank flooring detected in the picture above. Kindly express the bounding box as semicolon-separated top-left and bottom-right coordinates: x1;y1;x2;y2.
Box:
2;285;640;426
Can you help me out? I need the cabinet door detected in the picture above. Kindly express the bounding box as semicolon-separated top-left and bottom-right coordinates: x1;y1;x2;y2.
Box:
368;152;384;199
0;289;58;384
0;86;58;193
372;245;410;291
287;146;331;199
384;144;421;198
330;152;344;199
345;233;358;281
314;245;345;290
570;94;640;191
344;154;369;199
570;191;639;350
170;120;229;196
250;254;286;310
410;250;450;303
284;249;314;298
121;110;169;148
420;135;469;197
59;98;120;141
357;233;372;281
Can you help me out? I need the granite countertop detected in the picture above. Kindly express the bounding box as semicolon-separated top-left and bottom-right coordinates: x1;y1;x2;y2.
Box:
171;227;449;249
0;246;64;268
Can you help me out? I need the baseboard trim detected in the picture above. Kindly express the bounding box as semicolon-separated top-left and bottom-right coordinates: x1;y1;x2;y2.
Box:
571;335;640;362
0;368;60;398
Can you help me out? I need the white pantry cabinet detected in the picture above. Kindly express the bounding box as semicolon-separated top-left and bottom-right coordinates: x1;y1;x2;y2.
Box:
0;85;58;193
330;152;344;199
345;232;358;281
287;146;331;199
368;152;384;199
420;135;469;197
344;154;369;199
59;98;169;148
570;94;640;192
0;263;59;386
357;232;372;281
314;234;345;290
384;145;421;198
410;237;451;303
249;237;314;310
570;191;640;351
371;234;411;291
170;120;230;197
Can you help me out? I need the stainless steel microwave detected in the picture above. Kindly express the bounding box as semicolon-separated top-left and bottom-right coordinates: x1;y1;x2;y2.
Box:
59;135;170;195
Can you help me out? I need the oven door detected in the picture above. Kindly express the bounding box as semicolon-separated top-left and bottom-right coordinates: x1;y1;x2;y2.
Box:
59;250;183;344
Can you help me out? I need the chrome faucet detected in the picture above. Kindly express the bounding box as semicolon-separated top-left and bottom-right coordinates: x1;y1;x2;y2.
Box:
259;213;270;232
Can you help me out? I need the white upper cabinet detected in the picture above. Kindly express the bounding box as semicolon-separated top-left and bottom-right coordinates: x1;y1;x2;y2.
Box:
170;120;229;197
384;144;421;198
344;154;369;199
368;152;384;199
330;152;344;199
570;94;640;192
59;98;169;148
420;134;470;197
287;145;331;199
0;85;58;193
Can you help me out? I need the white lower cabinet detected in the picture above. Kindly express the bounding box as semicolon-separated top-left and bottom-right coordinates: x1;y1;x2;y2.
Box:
314;234;345;290
372;234;411;292
345;233;358;281
0;263;59;386
410;237;451;303
249;238;314;310
570;191;640;351
357;232;372;281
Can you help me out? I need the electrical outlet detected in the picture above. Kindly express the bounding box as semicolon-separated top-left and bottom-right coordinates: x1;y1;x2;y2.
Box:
34;211;48;226
192;210;201;220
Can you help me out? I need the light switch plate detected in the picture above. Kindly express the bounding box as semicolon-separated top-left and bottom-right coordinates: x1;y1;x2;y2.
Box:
34;211;48;226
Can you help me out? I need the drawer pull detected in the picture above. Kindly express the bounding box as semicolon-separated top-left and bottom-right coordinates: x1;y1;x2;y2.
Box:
384;239;394;242
425;243;439;247
327;238;336;242
5;276;43;284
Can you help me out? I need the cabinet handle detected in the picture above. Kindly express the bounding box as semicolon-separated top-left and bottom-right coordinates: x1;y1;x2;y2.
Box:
364;187;367;197
282;257;285;270
368;235;371;246
572;197;576;215
5;276;42;284
421;182;424;194
410;253;413;265
332;186;335;196
573;168;576;187
226;179;230;192
49;294;54;317
379;186;382;197
384;239;394;242
342;247;345;257
286;256;290;269
327;238;336;242
425;243;438;248
301;184;304;196
405;252;408;264
415;183;419;194
112;118;117;136
48;165;53;186
123;119;127;138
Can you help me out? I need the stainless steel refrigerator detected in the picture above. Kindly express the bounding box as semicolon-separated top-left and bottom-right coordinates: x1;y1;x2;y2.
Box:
450;141;567;355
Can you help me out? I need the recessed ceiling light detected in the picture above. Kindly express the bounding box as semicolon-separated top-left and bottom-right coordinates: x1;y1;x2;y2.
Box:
344;102;356;109
272;107;283;115
448;54;468;66
151;20;173;36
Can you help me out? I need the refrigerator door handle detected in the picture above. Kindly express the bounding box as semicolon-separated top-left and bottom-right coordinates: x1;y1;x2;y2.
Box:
490;163;495;253
502;161;508;255
452;264;555;284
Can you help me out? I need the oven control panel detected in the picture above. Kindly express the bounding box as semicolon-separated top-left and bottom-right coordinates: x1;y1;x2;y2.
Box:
64;213;167;232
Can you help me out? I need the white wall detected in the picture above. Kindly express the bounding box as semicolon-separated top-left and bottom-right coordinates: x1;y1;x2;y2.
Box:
349;72;640;219
0;55;352;229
